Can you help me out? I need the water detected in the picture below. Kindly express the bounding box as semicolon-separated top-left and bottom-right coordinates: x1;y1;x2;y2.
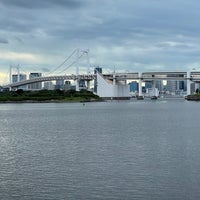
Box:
0;100;200;200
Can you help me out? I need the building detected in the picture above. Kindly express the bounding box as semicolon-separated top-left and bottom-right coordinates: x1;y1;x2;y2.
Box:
165;80;178;94
155;80;163;91
79;80;86;90
129;81;138;92
94;67;102;93
43;81;54;90
55;79;65;90
12;74;27;90
64;81;71;91
145;82;152;90
179;80;186;91
96;71;130;99
28;73;42;90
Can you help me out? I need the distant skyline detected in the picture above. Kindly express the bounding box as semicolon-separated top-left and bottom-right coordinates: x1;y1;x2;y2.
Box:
1;0;200;84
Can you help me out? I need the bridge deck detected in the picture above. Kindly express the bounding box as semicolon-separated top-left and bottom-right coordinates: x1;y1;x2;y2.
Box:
3;71;200;89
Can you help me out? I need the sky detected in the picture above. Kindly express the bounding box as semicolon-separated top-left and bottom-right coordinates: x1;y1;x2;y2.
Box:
1;0;200;84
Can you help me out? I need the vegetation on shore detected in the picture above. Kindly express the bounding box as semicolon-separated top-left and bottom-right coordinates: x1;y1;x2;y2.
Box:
186;88;200;101
0;89;102;103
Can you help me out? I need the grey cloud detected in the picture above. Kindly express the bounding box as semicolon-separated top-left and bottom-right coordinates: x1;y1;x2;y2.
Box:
0;0;85;9
41;68;50;72
14;36;24;44
0;38;8;44
1;0;200;74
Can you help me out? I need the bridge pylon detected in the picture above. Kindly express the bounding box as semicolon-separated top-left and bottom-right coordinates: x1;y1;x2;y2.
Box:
76;48;80;91
9;64;21;91
75;48;91;91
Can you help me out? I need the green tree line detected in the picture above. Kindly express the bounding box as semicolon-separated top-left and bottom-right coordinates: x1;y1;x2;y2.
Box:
0;89;101;102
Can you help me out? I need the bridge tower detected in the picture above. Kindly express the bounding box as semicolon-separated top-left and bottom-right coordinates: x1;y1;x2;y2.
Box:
10;65;20;84
9;65;28;91
9;65;21;91
76;48;80;91
86;49;90;91
75;48;90;91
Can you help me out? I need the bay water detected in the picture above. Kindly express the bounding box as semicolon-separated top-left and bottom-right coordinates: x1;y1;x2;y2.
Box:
0;99;200;200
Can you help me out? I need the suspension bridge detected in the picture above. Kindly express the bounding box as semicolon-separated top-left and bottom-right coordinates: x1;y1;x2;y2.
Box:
2;48;93;91
2;49;200;98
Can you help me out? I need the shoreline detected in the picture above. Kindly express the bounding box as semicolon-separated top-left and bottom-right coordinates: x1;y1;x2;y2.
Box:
0;99;103;104
185;95;200;101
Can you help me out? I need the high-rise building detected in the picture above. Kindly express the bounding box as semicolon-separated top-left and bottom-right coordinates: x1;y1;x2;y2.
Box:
64;81;71;91
178;80;187;91
55;79;65;90
12;74;27;90
94;67;102;93
155;80;162;91
145;82;152;90
28;73;42;90
129;81;138;92
165;80;178;94
43;81;54;90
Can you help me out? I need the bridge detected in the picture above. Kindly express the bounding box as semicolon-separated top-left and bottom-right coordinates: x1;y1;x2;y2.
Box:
2;49;200;98
2;74;95;89
3;71;200;97
97;71;200;98
103;71;200;81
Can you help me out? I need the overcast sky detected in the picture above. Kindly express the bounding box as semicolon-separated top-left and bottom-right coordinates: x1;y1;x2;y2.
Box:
1;0;200;84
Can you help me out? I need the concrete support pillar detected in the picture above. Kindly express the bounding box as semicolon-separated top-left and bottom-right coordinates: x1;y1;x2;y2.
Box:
187;71;191;95
138;72;143;97
177;81;180;91
113;74;116;85
76;79;80;91
87;80;90;91
152;80;156;96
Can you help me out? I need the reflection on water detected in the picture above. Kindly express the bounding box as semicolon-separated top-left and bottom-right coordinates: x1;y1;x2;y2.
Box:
0;101;200;199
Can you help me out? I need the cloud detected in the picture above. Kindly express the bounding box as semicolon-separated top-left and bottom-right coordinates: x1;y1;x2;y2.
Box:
1;0;200;83
0;51;43;63
41;67;50;72
0;38;8;44
0;0;85;9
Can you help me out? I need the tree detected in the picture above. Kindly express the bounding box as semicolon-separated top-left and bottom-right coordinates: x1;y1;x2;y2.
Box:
16;89;24;95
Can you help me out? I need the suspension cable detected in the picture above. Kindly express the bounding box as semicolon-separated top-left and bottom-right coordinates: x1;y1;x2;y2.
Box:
46;49;77;75
56;52;85;74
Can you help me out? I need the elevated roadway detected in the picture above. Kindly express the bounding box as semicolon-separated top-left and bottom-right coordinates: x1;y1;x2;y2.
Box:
2;71;200;95
105;71;200;81
2;74;95;89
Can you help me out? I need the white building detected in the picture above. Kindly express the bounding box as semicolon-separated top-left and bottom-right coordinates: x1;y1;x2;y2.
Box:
146;88;159;97
96;72;130;99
